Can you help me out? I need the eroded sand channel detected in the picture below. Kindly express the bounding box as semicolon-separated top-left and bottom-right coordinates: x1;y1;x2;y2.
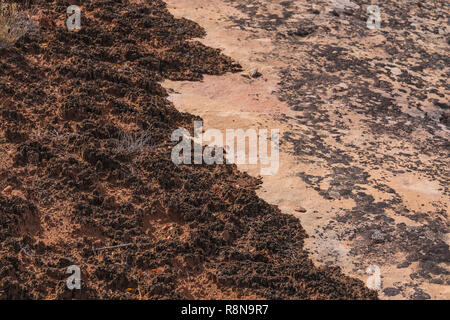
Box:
163;0;449;299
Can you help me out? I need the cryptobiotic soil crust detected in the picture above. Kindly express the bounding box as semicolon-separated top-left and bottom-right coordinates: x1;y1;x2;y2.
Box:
0;0;377;299
163;0;449;300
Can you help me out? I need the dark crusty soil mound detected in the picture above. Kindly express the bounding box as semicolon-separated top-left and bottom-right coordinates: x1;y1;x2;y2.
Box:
0;0;377;299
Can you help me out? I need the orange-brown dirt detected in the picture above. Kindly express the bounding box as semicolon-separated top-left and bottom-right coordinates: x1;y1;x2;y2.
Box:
0;0;377;299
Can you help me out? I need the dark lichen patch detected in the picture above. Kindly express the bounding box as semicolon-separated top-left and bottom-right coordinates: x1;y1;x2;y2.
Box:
226;0;449;299
0;0;379;300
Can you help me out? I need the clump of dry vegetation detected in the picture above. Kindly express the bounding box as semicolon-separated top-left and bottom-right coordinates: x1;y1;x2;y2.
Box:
115;130;155;155
0;0;33;48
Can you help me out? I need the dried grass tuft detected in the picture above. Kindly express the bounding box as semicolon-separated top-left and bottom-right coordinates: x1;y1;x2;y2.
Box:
115;130;155;155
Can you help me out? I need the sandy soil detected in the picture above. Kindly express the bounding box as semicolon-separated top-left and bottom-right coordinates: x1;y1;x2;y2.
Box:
163;0;449;299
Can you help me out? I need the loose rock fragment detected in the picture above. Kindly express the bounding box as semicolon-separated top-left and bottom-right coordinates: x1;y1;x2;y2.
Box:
328;191;341;199
222;230;232;242
331;0;360;15
336;82;349;91
249;69;262;78
390;67;402;76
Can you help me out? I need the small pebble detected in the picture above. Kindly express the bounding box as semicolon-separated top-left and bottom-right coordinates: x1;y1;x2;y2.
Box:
223;230;232;242
390;67;402;76
336;82;349;91
328;191;340;199
249;69;262;78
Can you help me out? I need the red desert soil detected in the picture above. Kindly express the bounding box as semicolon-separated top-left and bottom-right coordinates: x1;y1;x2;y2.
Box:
0;0;377;299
